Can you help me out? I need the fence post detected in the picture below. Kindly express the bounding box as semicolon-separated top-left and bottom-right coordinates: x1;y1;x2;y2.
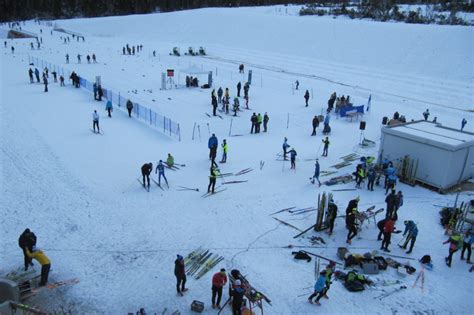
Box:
169;118;172;136
150;109;152;125
163;116;166;133
178;124;181;141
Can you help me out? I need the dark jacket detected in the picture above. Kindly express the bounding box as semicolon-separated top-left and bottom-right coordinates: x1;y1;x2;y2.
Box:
174;259;185;278
346;199;358;215
312;117;319;128
328;202;338;221
18;229;36;250
141;163;152;176
385;193;397;212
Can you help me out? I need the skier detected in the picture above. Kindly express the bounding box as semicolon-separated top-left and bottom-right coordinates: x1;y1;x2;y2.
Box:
289;148;297;169
211;268;227;309
295;80;299;90
217;87;223;104
323;115;331;135
141;163;153;187
86;55;91;63
51;71;57;82
105;100;113;117
43;75;48;92
237;82;241;97
77;54;81;63
220;139;228;163
322;137;330;157
381;216;397;252
327;198;338;235
28;68;34;83
208;164;219;194
263;112;269;132
401;220;418;254
443;233;462;267
224;88;230;107
355;165;365;188
346;207;358;244
66;53;69;63
304;90;310;107
257;113;262;133
282;137;290;160
26;247;51;286
239;64;244;73
311;116;319;136
174;255;187;296
155;160;168;187
97;85;103;101
461;229;473;263
433;116;437;123
34;68;40;83
327;92;336;112
385;189;397;219
126;99;133;117
367;167;376;191
212;95;218;116
91;110;100;133
308;270;327;306
233;97;239;116
461;118;467;131
166;153;175;168
11;46;14;54
92;53;96;63
422;109;430;121
232;279;245;315
243;82;249;99
311;159;321;186
59;75;65;86
18;229;36;271
208;134;218;160
250;113;257;134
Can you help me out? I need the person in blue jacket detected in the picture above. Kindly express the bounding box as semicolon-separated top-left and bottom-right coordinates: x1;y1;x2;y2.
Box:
308;270;327;306
288;148;297;169
155;160;169;187
401;220;418;254
105;100;113;117
282;137;290;160
367;167;376;191
208;134;218;160
311;159;321;186
461;229;473;263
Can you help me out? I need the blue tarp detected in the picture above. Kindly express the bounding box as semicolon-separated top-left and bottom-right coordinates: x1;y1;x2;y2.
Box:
339;105;365;117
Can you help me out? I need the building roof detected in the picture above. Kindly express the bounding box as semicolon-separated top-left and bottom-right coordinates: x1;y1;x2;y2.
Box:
383;120;474;151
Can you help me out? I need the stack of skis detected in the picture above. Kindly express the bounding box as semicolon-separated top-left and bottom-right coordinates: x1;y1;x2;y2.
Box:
185;248;224;280
331;153;360;169
324;174;353;186
396;155;418;186
314;192;332;231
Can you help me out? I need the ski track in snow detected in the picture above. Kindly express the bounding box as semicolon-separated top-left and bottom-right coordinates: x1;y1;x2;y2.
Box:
1;7;473;314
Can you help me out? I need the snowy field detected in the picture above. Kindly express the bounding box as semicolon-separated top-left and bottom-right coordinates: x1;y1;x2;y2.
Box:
1;6;473;314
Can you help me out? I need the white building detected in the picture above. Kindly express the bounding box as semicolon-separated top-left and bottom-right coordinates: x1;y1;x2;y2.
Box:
379;120;474;191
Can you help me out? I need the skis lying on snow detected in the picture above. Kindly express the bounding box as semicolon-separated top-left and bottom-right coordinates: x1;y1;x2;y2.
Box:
177;185;199;192
185;248;224;280
201;188;227;198
137;179;150;192
272;217;303;232
235;168;253;176
222;180;248;185
374;285;407;300
269;206;296;215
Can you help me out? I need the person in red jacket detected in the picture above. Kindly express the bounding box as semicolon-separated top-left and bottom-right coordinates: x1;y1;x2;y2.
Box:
211;268;227;308
381;217;399;252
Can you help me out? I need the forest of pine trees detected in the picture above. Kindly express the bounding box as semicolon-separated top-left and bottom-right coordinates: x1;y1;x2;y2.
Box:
1;1;472;22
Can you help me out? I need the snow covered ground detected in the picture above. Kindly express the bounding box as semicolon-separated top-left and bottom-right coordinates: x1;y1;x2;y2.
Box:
1;6;473;314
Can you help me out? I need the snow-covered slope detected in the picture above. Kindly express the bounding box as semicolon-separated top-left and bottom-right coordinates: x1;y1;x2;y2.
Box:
1;6;473;314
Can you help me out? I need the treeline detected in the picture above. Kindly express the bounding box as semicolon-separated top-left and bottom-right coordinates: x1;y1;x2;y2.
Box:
1;0;473;22
300;1;473;25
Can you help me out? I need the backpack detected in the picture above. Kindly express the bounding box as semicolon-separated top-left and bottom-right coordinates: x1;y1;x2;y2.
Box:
420;255;431;264
292;251;311;262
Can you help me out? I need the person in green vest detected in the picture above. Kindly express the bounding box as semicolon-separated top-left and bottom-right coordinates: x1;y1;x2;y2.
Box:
257;113;263;133
444;233;462;267
220;140;228;163
208;165;220;193
166;153;174;168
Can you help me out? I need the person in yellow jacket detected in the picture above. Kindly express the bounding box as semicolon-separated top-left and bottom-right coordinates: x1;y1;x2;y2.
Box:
26;247;51;286
220;140;228;163
166;153;175;168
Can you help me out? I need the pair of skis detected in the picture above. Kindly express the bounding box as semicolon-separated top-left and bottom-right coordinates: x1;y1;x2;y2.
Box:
201;188;227;198
152;178;169;190
90;129;104;135
374;285;407;300
235;168;253;176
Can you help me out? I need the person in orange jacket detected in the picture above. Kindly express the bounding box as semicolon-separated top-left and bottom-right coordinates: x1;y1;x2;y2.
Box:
26;246;51;286
211;268;227;309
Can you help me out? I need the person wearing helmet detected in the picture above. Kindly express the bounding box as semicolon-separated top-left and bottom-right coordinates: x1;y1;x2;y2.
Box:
174;254;187;296
232;279;245;315
155;160;168;187
288;147;297;169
